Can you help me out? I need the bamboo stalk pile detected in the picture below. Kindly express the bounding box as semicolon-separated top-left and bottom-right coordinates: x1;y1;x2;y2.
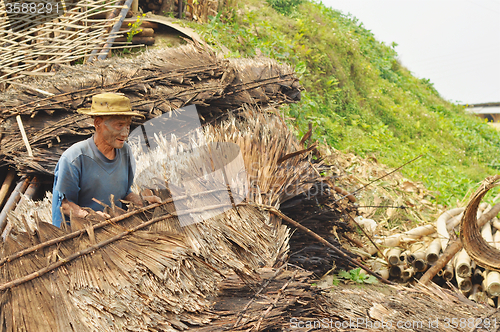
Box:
0;44;300;176
0;0;129;85
357;175;500;308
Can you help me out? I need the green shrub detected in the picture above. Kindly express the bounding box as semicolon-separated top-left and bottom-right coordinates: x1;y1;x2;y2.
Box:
189;0;500;206
266;0;303;15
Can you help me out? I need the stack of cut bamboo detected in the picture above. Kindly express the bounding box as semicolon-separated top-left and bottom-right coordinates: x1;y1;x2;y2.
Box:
362;188;500;307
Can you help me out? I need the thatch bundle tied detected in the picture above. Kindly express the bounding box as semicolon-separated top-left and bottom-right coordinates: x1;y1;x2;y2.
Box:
0;44;300;176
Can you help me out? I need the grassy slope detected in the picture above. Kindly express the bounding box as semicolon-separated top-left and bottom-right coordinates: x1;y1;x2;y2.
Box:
187;0;500;206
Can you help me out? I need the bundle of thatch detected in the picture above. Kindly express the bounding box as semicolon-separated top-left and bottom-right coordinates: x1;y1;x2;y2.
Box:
0;43;300;176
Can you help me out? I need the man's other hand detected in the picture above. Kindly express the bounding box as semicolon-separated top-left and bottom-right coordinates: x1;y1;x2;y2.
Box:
96;211;111;219
142;195;162;204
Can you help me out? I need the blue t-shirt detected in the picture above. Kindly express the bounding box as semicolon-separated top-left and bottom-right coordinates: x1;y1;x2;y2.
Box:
51;136;135;227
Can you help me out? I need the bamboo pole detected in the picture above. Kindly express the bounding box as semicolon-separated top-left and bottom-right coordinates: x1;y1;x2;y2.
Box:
389;265;403;278
374;224;436;248
473;268;485;285
87;0;128;62
446;212;464;231
426;238;441;264
96;0;134;61
492;218;500;231
400;250;410;263
0;203;231;291
15;177;40;211
455;249;472;278
387;248;401;266
469;284;483;302
456;275;472;293
0;170;16;208
436;207;464;250
485;229;500;296
442;262;454;281
410;250;427;272
16;115;33;157
485;271;500;297
2;177;42;239
0;177;30;235
401;267;414;281
131;0;138;13
419;202;500;285
378;268;390;280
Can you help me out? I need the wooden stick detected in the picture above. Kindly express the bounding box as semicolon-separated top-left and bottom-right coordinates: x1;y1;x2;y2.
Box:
0;188;226;267
0;203;231;291
419;202;500;285
0;177;30;235
0;170;16;208
97;0;134;60
15;177;40;212
255;204;392;284
16;115;33;157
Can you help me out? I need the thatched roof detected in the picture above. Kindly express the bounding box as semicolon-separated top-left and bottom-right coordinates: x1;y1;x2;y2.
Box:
0;43;300;176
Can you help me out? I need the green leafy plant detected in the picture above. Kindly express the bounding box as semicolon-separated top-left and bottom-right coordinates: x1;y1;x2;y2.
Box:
338;268;378;284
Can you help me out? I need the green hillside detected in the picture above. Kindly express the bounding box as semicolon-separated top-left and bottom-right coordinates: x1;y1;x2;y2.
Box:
188;0;500;205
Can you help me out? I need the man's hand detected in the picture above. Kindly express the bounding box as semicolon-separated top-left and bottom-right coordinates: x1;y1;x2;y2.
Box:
62;198;88;219
124;190;162;208
142;195;162;204
96;211;111;219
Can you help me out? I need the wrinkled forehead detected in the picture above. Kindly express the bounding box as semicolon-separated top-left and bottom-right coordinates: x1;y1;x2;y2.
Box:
101;115;133;124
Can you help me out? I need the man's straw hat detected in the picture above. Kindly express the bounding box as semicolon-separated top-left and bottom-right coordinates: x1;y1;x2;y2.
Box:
77;93;145;119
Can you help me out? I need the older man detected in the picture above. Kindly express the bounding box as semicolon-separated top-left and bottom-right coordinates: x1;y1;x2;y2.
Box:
52;93;159;227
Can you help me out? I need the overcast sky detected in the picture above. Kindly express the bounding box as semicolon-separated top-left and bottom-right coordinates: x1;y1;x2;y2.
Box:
321;0;500;105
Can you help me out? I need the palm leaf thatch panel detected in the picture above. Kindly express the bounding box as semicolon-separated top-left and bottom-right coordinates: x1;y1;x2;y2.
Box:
0;0;127;84
0;105;332;331
0;44;301;175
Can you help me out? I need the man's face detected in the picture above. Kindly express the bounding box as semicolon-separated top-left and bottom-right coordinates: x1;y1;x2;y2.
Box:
98;116;132;149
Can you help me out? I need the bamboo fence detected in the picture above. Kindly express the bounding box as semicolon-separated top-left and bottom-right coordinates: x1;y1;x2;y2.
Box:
0;0;131;86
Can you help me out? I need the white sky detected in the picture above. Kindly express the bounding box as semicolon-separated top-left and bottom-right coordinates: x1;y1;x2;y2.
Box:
320;0;500;104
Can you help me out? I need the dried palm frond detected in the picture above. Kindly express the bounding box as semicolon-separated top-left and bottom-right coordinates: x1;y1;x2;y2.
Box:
460;175;500;271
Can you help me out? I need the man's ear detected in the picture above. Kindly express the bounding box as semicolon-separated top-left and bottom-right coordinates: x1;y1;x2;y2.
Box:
94;116;104;128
